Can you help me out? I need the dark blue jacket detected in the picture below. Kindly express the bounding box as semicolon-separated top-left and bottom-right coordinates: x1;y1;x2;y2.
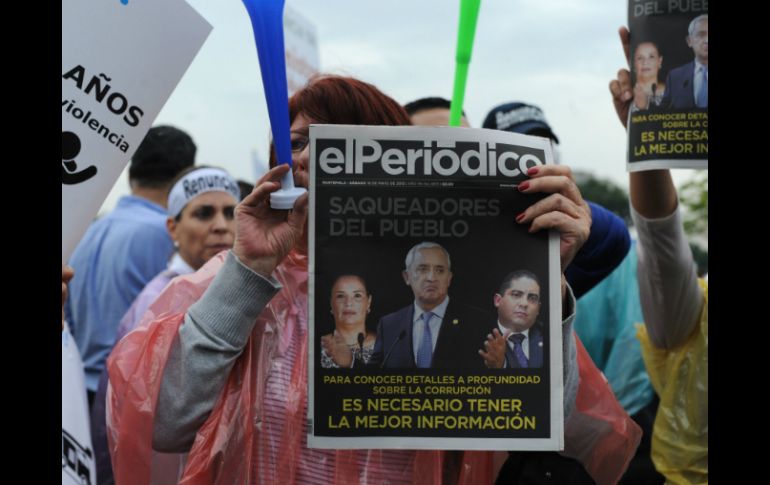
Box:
661;60;697;109
369;301;491;370
566;201;630;298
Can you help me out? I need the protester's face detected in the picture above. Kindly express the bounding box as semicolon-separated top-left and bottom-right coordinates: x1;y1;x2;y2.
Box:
168;191;236;270
687;18;708;62
410;108;471;128
403;247;453;309
633;43;662;81
290;112;312;189
330;276;371;329
494;276;541;333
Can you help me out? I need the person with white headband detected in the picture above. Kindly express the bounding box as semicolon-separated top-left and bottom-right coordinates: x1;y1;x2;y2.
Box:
90;165;241;485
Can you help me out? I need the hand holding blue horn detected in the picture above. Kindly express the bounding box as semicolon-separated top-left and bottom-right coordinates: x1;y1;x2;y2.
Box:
242;0;306;209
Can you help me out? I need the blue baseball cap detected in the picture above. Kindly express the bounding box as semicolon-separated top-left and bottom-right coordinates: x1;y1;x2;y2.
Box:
482;102;559;144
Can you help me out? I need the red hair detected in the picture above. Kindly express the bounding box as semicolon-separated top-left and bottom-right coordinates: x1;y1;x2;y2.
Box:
290;75;411;126
270;75;411;166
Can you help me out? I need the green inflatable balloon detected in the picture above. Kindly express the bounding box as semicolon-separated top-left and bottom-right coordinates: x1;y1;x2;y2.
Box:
449;0;481;127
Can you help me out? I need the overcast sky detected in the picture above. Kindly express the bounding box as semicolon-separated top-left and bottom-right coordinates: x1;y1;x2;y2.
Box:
99;0;695;215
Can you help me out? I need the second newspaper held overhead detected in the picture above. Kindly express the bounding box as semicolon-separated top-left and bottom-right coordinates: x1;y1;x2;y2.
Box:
626;1;708;171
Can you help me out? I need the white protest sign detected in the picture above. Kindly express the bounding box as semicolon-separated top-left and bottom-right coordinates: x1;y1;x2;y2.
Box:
62;0;212;262
62;326;96;485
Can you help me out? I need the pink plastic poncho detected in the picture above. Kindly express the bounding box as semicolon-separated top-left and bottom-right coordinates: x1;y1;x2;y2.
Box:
563;336;643;484
107;250;639;485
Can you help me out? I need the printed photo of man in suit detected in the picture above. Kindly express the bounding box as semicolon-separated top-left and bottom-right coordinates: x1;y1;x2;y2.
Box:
661;14;708;109
369;242;489;369
480;270;544;369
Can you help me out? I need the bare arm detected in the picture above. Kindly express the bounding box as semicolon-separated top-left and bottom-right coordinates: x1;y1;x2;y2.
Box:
62;265;74;330
630;170;678;219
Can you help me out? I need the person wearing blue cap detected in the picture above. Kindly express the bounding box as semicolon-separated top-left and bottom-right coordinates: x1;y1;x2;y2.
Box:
482;102;559;144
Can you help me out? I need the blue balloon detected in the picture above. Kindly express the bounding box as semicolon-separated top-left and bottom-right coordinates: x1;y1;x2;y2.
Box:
242;0;292;167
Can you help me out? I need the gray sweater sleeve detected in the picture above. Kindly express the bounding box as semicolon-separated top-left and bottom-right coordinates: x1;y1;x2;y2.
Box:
631;205;703;349
152;251;281;453
562;284;578;422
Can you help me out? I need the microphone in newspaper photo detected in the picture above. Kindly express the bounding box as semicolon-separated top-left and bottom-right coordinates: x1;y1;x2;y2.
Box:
380;330;407;369
357;332;365;365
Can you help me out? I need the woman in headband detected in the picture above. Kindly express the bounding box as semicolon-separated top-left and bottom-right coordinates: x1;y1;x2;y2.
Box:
91;165;240;484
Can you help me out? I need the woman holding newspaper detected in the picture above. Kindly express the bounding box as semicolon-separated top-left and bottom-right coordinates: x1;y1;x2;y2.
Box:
107;75;633;485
